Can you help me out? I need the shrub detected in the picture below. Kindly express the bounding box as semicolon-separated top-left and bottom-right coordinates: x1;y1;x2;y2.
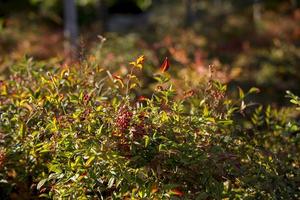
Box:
0;56;299;199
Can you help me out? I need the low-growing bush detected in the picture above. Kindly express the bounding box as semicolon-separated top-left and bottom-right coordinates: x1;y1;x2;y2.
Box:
0;56;299;199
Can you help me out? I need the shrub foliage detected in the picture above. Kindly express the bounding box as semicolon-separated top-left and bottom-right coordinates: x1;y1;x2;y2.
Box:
0;56;299;199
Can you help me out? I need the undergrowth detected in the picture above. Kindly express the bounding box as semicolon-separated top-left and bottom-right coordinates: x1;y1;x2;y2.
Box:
0;56;299;199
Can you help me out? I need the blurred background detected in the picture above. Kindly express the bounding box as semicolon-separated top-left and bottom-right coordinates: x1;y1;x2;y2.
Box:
0;0;299;105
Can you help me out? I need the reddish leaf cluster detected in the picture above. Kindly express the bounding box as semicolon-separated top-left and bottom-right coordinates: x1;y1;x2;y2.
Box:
82;92;91;105
132;123;146;139
115;106;133;133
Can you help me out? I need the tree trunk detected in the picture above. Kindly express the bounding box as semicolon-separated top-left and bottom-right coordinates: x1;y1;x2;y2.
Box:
63;0;78;59
184;0;194;27
253;0;262;26
95;0;107;34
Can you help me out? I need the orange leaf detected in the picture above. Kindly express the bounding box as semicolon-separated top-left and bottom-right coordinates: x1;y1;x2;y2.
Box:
112;75;125;88
160;57;170;72
151;185;158;193
170;188;184;196
184;90;195;98
112;75;122;81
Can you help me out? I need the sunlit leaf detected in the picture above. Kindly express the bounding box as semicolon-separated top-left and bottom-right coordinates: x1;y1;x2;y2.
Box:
108;177;115;188
144;135;150;147
248;87;260;94
238;87;245;99
159;57;170;72
37;179;47;190
85;156;95;167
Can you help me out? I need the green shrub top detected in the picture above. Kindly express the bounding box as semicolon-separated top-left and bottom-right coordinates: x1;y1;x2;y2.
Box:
0;56;299;199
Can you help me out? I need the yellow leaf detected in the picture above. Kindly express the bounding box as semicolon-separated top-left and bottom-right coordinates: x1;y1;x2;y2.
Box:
136;55;145;65
85;156;95;167
60;68;70;78
130;83;137;89
22;103;33;114
0;84;7;95
129;61;136;66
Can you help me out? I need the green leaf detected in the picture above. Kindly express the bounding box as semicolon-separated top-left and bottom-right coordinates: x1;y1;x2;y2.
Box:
85;156;95;167
218;120;233;125
238;87;244;99
108;177;115;188
158;144;166;152
48;164;62;173
130;83;137;89
39;194;50;198
19;123;25;138
248;87;260;94
207;117;215;123
203;105;209;116
144;135;150;147
96;125;104;137
37;178;47;190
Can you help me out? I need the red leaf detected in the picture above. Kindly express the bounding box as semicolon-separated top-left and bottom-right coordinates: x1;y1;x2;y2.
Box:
138;96;147;101
160;57;170;72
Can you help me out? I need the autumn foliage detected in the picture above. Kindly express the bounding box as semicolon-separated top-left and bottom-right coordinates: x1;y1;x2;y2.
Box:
0;56;299;199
